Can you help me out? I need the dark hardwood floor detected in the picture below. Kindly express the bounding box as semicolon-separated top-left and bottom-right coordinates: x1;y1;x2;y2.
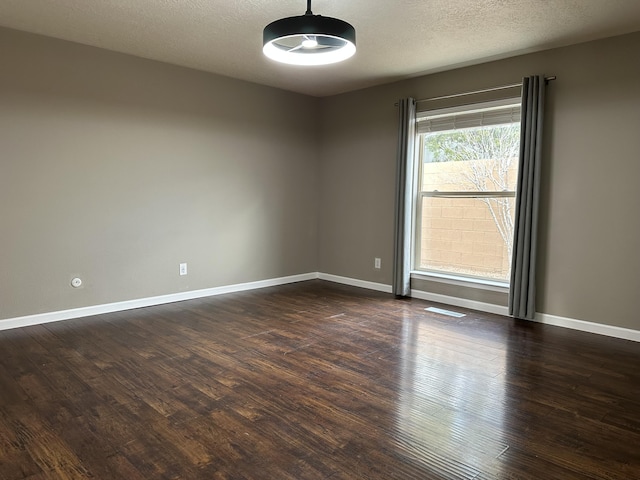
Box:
1;280;639;479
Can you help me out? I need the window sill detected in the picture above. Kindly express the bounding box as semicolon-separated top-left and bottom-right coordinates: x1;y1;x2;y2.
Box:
410;271;509;293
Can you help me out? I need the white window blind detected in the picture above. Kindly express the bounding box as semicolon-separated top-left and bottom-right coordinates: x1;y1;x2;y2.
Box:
417;98;521;134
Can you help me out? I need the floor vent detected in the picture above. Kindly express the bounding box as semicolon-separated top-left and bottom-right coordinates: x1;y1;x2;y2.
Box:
425;307;466;318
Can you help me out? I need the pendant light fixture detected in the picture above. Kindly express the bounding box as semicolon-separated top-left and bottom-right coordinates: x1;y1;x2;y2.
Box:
263;0;356;66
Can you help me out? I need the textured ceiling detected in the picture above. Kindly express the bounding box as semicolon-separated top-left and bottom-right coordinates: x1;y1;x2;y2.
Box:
1;0;640;97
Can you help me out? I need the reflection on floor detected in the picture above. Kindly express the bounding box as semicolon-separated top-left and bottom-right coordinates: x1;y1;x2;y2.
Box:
0;280;638;479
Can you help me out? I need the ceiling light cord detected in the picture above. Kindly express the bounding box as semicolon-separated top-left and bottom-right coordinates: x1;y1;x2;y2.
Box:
305;0;313;15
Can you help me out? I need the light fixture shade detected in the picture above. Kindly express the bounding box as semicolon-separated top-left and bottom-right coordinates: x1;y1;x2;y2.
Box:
263;13;356;66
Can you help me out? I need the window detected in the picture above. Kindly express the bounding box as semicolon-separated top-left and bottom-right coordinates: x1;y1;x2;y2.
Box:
413;98;521;285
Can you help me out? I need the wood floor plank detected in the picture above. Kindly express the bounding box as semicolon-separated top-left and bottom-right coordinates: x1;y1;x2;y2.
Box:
1;280;639;479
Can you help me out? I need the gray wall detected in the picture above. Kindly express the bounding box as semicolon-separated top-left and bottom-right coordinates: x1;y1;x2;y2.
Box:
0;28;320;320
319;32;640;331
3;25;640;333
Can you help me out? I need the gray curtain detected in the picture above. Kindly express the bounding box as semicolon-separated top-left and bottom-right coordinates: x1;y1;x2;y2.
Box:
509;76;546;320
393;98;416;297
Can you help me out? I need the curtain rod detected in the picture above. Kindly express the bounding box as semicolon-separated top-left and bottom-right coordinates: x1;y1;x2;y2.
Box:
414;76;556;104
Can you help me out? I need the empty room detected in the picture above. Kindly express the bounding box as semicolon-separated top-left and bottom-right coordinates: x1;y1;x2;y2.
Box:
1;1;639;479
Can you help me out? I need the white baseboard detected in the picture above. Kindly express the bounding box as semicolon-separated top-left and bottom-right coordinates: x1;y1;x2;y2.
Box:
3;271;639;343
0;272;319;332
410;289;510;316
317;273;393;293
534;313;640;343
410;289;639;343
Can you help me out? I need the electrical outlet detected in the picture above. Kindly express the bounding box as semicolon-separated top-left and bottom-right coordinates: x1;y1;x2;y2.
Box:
374;257;381;269
179;263;188;276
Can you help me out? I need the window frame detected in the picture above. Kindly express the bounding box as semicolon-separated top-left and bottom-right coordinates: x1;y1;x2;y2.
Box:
411;97;522;289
